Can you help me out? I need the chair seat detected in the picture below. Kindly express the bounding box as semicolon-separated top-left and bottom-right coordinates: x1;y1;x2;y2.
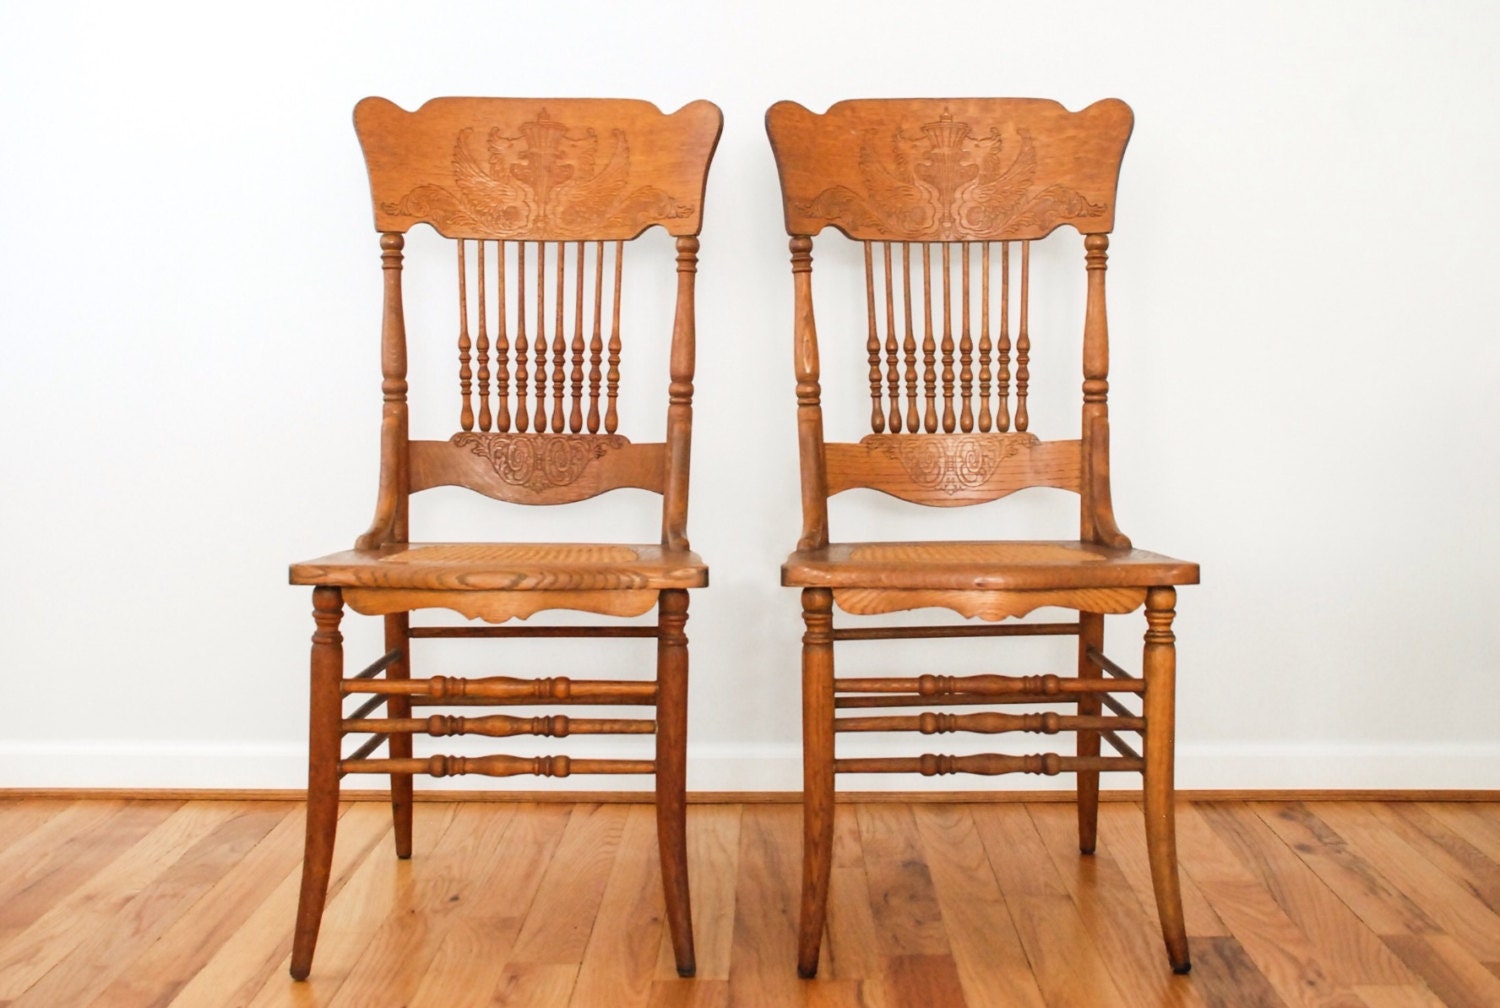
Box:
782;540;1198;591
290;542;708;592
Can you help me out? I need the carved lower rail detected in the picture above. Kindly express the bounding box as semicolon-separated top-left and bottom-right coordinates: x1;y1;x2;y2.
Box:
835;753;1144;776
343;675;657;704
836;711;1143;734
340;755;654;777
343;714;655;737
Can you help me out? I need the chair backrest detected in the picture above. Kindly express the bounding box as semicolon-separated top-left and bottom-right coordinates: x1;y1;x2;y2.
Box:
765;97;1134;550
351;97;722;551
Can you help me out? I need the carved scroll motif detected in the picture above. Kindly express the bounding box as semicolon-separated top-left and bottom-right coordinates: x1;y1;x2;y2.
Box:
797;111;1106;240
452;433;627;491
871;433;1039;496
385;110;695;237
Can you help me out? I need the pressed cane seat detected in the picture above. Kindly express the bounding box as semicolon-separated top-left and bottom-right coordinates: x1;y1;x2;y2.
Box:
288;96;721;981
766;97;1198;978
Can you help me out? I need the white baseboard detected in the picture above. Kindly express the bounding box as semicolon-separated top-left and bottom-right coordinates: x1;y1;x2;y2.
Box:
2;740;1496;791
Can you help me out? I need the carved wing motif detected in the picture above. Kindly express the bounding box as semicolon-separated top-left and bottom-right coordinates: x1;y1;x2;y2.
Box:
957;129;1037;233
383;113;694;237
795;114;1110;240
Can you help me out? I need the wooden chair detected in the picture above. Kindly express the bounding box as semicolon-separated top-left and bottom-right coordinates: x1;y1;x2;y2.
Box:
765;98;1198;977
288;96;721;980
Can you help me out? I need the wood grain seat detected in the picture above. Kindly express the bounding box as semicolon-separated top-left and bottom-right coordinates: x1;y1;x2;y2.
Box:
287;96;721;983
767;97;1198;979
784;541;1197;591
291;543;708;592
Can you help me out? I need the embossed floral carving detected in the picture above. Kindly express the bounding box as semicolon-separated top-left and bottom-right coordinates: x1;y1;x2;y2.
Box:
868;433;1039;495
386;110;694;237
797;110;1106;240
453;433;627;491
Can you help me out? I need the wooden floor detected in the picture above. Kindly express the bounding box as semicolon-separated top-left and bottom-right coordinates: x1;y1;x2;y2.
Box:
1;798;1498;1007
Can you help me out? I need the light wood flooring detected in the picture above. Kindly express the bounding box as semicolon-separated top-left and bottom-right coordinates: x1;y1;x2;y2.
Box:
1;796;1498;1007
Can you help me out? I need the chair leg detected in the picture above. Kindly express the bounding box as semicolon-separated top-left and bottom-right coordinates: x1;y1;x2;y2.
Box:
797;587;835;979
1076;610;1104;855
291;586;344;981
385;612;413;859
655;589;696;978
1142;586;1191;974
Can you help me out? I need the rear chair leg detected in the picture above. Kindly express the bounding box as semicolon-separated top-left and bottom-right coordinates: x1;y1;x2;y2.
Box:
291;586;344;980
1142;586;1190;974
656;589;695;977
385;612;413;858
1076;610;1104;854
797;587;835;978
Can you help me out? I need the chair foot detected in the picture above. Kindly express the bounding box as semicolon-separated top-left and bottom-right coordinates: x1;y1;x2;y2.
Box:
1173;960;1193;975
1079;844;1096;856
798;963;819;980
677;965;697;979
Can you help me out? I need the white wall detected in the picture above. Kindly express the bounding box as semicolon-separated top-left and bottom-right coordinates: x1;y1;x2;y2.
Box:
2;1;1497;791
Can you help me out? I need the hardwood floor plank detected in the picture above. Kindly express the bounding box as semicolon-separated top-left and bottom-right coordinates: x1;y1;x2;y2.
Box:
1348;985;1449;1008
1255;802;1441;938
1421;803;1500;867
726;804;800;1007
324;802;507;1008
509;803;629;965
885;952;967;1006
408;802;574;1008
969;804;1130;1008
571;805;667;1008
0;800;76;862
1381;934;1500;1007
164;802;391;1008
1027;803;1206;1007
1371;803;1500;918
1205;802;1417;986
1314;803;1500;962
0;800;175;944
12;802;282;1008
911;804;1046;1008
854;804;949;957
648;977;729;1008
1187;936;1288;1008
89;802;302;1008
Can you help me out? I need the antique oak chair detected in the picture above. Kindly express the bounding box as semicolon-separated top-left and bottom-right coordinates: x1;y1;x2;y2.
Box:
288;96;721;980
766;98;1198;976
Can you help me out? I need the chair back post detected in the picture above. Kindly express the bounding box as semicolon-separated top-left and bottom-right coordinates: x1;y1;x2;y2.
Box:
790;235;830;551
1081;231;1129;547
357;231;411;549
662;235;699;551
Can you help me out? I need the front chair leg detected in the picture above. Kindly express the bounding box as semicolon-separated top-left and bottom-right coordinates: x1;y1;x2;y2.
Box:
655;589;695;977
1142;586;1190;974
291;586;344;980
797;587;835;978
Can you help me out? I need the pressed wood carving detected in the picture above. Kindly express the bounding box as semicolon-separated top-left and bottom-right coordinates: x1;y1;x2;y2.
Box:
451;432;628;491
797;110;1107;241
384;110;695;238
867;432;1039;495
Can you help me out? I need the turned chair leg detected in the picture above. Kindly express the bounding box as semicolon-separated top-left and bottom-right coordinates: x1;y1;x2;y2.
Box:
797;587;835;979
656;589;696;978
1142;586;1191;974
1076;610;1105;854
385;612;413;859
291;586;344;981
